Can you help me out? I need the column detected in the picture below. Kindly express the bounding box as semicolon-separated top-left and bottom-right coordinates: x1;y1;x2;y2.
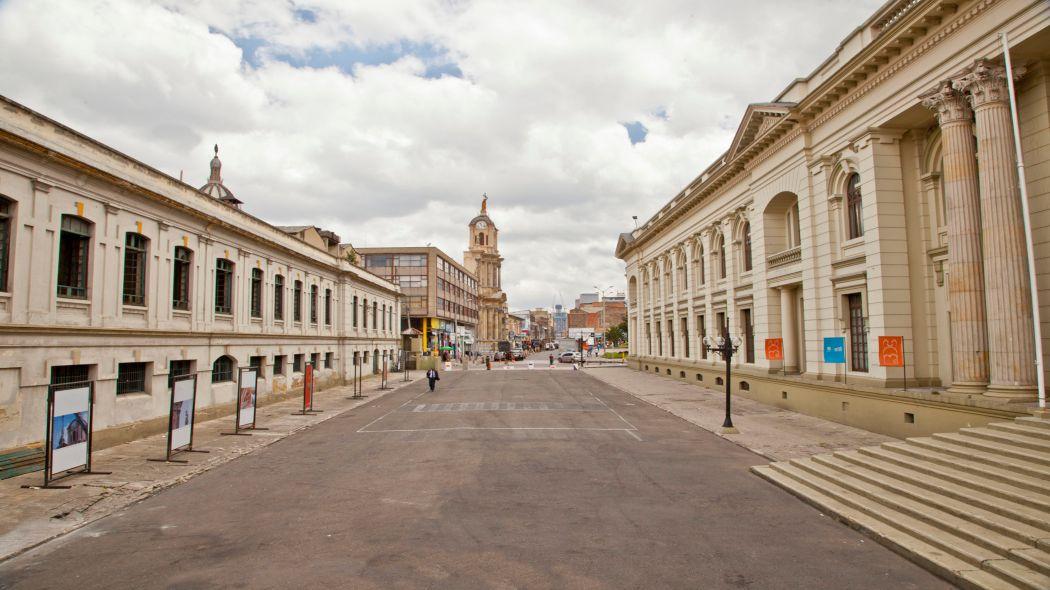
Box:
780;286;798;373
956;60;1037;399
921;81;990;394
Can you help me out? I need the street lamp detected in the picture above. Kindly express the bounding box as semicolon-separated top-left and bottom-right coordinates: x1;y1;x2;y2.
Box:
703;331;743;434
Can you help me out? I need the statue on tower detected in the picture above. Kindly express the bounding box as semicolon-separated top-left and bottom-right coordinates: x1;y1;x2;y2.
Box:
481;193;488;214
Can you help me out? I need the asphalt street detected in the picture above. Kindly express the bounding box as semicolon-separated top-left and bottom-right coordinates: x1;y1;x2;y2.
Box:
0;366;947;589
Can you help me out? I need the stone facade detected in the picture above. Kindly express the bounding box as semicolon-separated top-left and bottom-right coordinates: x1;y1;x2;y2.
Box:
0;96;401;453
463;197;508;351
615;0;1050;435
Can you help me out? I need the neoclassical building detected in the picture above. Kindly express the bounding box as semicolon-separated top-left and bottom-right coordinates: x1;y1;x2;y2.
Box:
0;95;401;455
463;197;508;351
616;0;1050;436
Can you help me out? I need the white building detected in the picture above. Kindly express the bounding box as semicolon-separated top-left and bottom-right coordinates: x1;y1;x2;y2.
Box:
616;0;1050;437
0;96;401;454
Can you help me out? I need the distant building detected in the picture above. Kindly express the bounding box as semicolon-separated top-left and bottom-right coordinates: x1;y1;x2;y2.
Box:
357;246;478;354
575;293;599;308
529;309;553;343
463;197;508;352
553;304;568;337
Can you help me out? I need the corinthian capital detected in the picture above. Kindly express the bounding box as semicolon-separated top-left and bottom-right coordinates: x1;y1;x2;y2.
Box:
953;59;1025;109
920;81;972;125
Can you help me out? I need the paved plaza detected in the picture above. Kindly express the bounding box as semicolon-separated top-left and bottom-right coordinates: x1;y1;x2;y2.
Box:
0;366;946;589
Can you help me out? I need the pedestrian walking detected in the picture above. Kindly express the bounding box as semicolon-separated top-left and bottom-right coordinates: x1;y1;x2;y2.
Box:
549;354;554;367
426;367;439;392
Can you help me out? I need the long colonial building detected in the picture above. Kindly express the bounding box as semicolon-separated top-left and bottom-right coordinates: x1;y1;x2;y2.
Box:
0;96;401;455
616;0;1050;437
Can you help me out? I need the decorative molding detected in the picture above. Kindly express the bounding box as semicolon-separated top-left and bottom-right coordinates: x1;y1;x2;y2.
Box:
767;246;802;269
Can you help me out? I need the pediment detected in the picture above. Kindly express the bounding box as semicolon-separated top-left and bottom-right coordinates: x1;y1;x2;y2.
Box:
726;102;796;160
614;232;636;259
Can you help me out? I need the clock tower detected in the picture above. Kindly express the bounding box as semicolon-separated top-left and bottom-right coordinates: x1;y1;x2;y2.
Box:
464;195;508;351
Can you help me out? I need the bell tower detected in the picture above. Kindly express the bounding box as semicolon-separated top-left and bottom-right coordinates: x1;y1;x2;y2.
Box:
463;194;508;351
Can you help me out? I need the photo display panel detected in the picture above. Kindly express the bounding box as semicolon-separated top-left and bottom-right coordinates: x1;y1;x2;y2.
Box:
303;363;313;410
238;369;258;427
50;385;91;475
170;376;196;451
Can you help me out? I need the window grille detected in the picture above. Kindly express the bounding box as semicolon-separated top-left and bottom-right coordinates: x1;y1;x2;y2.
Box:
212;356;234;383
310;284;318;323
249;355;264;376
57;216;91;299
215;259;233;314
273;355;286;375
169;359;194;388
362;298;368;328
0;198;11;292
324;289;332;325
274;275;284;320
51;364;90;386
122;233;148;305
172;247;192;310
293;354;303;373
352;296;358;327
250;268;263;318
294;280;303;322
117;362;148;395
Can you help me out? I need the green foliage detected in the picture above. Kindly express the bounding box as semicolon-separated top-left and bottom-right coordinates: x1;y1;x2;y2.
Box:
605;320;628;346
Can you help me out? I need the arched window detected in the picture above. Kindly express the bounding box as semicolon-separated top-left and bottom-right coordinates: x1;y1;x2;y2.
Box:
362;297;368;328
57;215;93;299
676;253;686;293
310;284;318;323
742;223;752;272
715;234;727;280
273;274;285;320
250;268;263;318
694;246;705;287
212;355;235;383
847;173;864;239
293;280;303;322
173;247;193;311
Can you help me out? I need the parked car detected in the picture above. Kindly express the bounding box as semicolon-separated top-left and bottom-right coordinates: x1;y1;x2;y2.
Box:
512;349;527;361
558;351;580;363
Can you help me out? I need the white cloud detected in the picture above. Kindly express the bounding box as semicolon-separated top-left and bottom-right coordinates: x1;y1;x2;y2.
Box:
0;0;883;309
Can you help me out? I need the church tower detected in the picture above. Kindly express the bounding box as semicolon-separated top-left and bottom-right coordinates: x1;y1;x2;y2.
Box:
464;195;508;351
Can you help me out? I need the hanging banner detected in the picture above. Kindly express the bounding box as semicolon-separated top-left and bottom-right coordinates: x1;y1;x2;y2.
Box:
49;383;93;477
823;337;846;364
878;336;904;367
169;375;197;453
303;363;314;412
238;368;258;428
765;338;784;361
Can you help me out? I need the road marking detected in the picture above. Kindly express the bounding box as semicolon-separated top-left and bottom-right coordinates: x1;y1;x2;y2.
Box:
625;430;643;442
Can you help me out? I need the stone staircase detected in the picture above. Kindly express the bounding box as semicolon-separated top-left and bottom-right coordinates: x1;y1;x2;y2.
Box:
752;416;1050;590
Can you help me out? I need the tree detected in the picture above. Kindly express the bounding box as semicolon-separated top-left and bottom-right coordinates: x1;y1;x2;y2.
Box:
605;320;627;346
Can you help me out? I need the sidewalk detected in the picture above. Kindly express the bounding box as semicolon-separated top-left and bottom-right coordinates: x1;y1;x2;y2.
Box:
585;366;894;461
0;373;422;563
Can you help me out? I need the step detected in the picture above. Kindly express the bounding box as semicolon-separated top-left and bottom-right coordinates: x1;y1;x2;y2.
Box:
985;559;1050;590
934;432;1050;467
1015;417;1050;431
912;436;1050;478
791;457;1042;569
833;450;1050;539
883;441;1050;492
858;445;1050;516
962;427;1050;453
750;464;1016;590
990;422;1050;442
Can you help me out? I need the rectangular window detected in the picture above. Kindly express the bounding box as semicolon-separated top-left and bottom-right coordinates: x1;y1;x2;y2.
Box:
848;293;868;372
215;259;233;314
274;275;284;320
681;317;689;359
249;355;264;378
0;198;12;292
116;362;148;395
310;284;318;323
352;296;358;327
293;354;303;373
273;355;286;375
57;216;91;299
698;315;707;359
324;352;333;369
655;322;662;356
172;247;192;310
717;312;727;338
743;309;755;364
169;359;194;388
667;319;675;357
324;289;332;325
51;364;90;386
293;280;303;322
122;233;148;305
362;299;368;329
250;268;263;318
847;175;865;240
310;352;319;369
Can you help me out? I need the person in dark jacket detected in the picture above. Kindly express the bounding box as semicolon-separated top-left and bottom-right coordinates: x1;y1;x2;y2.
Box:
549;354;555;367
426;368;439;391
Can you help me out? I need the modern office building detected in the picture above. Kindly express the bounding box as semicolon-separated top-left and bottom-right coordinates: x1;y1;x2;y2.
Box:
358;246;478;355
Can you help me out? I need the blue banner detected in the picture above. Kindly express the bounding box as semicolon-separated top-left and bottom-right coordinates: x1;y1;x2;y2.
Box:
823;337;846;364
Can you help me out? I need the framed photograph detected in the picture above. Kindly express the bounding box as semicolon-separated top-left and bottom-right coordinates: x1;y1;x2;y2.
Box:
237;368;258;428
46;382;94;481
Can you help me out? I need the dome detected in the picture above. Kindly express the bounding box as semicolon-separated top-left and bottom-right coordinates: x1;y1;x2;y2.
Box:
198;145;243;207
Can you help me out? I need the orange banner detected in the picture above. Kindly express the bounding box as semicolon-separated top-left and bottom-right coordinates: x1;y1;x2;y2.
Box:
765;338;784;361
878;336;904;367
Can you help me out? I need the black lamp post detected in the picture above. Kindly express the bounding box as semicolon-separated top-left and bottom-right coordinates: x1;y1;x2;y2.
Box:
703;331;742;434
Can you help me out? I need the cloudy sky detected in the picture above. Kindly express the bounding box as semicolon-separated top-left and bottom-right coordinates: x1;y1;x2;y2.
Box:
0;0;882;310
